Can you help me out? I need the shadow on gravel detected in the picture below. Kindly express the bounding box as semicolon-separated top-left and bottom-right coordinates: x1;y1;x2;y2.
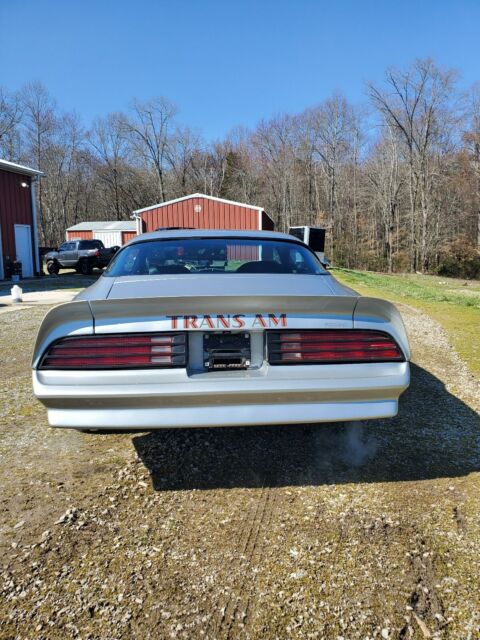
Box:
133;364;480;490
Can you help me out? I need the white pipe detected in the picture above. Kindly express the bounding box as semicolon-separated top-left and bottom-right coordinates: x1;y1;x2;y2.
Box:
30;177;41;274
131;212;142;235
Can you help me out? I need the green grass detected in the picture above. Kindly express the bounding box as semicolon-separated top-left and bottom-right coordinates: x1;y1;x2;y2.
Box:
333;269;480;309
333;268;480;377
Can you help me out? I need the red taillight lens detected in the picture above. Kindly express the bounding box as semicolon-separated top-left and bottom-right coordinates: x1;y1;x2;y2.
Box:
267;330;403;365
39;333;187;370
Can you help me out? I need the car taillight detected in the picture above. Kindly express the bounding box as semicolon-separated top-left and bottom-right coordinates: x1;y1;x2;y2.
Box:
39;333;187;369
267;330;403;365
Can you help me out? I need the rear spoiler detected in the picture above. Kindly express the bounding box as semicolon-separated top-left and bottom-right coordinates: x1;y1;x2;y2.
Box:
32;295;410;367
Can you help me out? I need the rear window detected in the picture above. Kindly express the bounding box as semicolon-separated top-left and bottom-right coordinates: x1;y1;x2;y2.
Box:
79;240;103;249
104;237;326;277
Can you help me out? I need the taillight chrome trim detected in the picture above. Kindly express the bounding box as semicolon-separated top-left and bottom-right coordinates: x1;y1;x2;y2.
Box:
267;330;404;365
39;332;187;370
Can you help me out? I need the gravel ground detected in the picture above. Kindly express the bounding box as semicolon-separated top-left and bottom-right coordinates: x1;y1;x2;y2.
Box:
0;303;479;640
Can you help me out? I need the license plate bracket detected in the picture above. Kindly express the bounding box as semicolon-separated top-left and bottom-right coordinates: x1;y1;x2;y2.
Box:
204;332;251;370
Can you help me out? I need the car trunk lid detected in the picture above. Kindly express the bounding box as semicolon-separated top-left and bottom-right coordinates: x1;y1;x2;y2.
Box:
89;274;358;333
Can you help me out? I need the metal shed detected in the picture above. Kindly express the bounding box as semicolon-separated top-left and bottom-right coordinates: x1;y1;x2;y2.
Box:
66;221;137;247
0;158;43;279
132;193;274;235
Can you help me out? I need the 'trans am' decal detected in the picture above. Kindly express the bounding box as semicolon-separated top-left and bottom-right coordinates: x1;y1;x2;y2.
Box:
167;313;288;329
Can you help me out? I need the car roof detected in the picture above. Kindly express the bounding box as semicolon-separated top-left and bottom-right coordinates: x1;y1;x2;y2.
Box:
127;228;300;245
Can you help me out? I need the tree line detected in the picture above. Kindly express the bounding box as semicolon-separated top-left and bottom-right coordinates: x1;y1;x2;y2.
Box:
1;57;479;276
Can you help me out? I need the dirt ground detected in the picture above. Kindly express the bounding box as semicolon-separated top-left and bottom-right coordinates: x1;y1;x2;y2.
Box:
0;300;479;639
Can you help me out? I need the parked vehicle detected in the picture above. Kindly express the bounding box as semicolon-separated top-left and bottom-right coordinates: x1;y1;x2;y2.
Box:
33;229;410;431
44;240;119;275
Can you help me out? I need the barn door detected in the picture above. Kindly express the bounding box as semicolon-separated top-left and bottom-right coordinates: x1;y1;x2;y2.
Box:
14;224;34;277
93;230;122;247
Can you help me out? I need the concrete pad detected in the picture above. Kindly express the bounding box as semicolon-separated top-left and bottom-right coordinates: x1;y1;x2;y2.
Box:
0;289;77;311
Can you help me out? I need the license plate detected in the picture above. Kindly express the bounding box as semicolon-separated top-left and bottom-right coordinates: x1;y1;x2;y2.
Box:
203;332;251;370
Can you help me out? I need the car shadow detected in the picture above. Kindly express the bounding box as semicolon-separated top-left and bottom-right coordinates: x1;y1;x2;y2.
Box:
132;364;480;491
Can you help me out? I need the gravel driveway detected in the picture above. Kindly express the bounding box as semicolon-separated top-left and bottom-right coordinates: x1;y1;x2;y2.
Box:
0;303;479;639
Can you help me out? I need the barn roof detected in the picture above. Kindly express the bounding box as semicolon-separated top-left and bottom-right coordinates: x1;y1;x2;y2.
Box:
0;158;44;177
132;193;266;215
67;221;136;231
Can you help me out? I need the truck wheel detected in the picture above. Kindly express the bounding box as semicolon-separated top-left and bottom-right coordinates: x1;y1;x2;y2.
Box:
46;260;59;275
79;259;92;275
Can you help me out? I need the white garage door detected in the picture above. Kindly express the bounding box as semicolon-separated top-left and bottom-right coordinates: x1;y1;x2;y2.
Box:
93;230;122;247
14;224;34;277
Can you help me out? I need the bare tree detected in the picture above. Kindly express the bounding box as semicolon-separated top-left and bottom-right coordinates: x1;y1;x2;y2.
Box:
19;81;57;244
43;113;86;241
365;125;404;271
253;114;298;230
122;97;177;202
0;88;22;159
306;94;355;228
368;59;458;271
89;113;132;220
464;83;480;248
166;126;203;196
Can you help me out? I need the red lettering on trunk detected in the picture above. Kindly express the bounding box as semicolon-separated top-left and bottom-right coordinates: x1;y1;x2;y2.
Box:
199;315;215;329
268;313;287;327
252;314;267;328
168;315;179;329
233;314;246;328
184;315;199;329
217;315;230;328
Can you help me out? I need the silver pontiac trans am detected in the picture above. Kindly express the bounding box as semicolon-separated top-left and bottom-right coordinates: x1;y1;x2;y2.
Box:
32;229;410;430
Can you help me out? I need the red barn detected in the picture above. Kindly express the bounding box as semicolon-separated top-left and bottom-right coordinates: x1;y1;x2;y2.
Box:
0;159;43;279
132;193;274;235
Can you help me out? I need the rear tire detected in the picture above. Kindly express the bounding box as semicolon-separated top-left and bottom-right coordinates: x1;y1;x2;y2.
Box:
46;260;59;275
79;259;92;275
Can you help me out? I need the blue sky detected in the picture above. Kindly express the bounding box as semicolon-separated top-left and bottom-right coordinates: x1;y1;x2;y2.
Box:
1;0;479;140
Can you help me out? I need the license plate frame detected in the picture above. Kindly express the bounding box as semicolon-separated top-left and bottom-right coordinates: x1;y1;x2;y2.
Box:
203;332;251;370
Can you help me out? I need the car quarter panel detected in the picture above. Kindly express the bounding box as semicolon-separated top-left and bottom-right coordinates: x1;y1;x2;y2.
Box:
32;301;94;369
353;297;410;360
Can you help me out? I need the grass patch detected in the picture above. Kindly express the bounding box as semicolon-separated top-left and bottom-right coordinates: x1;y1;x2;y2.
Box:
333;269;480;377
333;269;480;309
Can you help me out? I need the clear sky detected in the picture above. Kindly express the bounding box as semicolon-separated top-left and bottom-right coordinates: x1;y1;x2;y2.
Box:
1;0;479;140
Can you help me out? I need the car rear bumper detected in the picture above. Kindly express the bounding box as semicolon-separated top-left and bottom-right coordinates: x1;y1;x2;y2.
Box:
33;361;410;429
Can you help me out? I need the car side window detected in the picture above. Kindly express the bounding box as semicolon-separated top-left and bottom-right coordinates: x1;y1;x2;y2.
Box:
59;243;70;252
